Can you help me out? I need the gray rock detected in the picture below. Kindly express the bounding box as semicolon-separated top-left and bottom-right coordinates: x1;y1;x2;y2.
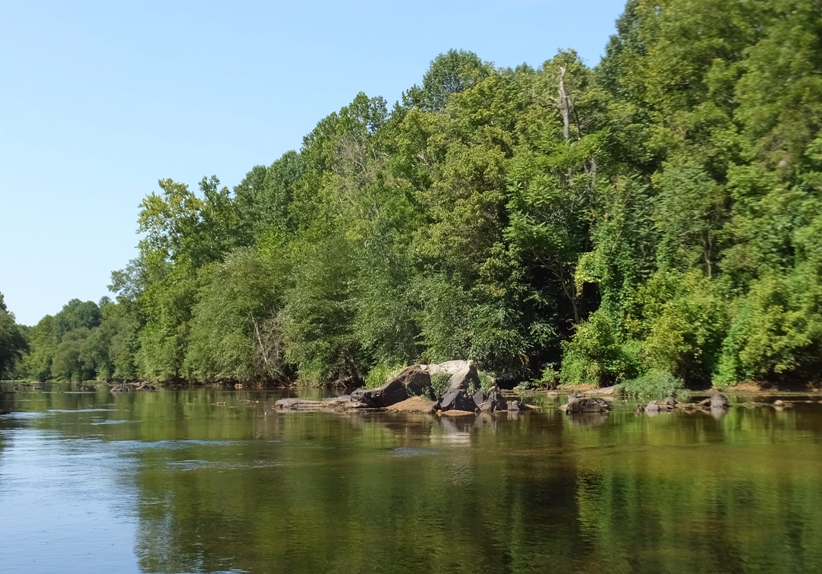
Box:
474;386;508;413
422;360;472;376
422;360;481;391
350;377;408;407
646;401;661;412
393;365;432;395
564;397;611;413
508;400;521;412
448;363;481;390
439;388;478;412
710;406;729;420
485;387;508;412
275;397;373;412
274;398;327;411
710;393;730;409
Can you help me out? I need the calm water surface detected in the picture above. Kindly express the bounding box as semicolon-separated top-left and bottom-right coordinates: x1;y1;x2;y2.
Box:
1;383;821;573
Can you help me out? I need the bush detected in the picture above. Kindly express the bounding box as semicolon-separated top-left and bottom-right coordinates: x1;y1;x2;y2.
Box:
364;363;405;388
714;274;821;385
475;370;496;393
637;271;727;383
560;311;639;386
518;364;560;390
429;372;451;399
620;369;686;399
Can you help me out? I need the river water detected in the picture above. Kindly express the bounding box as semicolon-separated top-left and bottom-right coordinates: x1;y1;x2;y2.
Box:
1;383;821;573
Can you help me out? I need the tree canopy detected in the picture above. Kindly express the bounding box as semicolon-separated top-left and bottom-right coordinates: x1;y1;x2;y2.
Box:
14;0;822;389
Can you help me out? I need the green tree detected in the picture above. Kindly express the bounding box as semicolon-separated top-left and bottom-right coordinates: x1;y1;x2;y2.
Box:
0;292;27;379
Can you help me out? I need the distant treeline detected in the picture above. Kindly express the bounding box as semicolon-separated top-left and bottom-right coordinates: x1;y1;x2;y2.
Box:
6;0;822;388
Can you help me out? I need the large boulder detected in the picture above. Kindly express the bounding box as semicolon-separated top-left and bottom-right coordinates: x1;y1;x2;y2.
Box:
393;365;431;395
439;388;479;412
350;377;408;407
423;360;481;391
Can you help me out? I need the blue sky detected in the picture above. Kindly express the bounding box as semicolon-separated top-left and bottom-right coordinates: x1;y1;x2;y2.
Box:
0;0;625;325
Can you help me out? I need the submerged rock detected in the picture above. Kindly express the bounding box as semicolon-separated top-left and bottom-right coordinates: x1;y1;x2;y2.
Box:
438;409;477;417
562;396;611;414
568;412;609;426
275;397;375;412
710;406;729;420
710;393;730;409
386;397;437;414
274;398;328;412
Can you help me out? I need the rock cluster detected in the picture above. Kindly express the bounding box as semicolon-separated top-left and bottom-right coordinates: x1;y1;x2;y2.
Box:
560;391;611;414
275;360;531;415
634;392;731;416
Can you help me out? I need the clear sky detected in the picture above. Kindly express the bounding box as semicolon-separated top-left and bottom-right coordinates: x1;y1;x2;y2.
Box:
0;0;626;326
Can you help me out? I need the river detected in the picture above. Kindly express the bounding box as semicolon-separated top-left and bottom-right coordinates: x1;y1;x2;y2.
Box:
1;383;821;573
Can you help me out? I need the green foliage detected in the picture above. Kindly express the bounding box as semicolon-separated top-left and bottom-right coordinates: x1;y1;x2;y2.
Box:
404;49;492;112
520;364;561;390
185;246;290;383
17;4;822;387
283;233;366;385
428;372;451;400
620;369;686;399
364;363;405;389
637;271;728;382
561;311;639;386
476;370;496;393
0;292;27;379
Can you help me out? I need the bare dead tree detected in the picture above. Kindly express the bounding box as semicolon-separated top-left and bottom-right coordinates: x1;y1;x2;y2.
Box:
251;313;287;383
558;65;572;141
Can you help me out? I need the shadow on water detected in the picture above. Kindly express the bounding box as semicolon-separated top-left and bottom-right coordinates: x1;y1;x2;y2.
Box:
2;383;822;573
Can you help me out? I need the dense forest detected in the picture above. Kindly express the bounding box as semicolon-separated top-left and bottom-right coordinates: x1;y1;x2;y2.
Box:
4;0;822;390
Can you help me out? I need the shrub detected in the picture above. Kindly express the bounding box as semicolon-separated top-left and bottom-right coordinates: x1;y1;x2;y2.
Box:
620;369;686;399
364;363;405;388
560;311;639;386
429;372;451;399
475;370;496;393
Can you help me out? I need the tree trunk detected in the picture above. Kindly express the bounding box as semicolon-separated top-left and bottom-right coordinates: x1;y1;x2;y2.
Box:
558;65;571;141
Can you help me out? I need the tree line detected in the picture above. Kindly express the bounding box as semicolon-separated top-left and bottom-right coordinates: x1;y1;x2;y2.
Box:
5;0;822;389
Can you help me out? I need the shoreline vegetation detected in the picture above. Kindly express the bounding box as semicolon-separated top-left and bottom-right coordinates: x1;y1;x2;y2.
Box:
3;0;822;396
